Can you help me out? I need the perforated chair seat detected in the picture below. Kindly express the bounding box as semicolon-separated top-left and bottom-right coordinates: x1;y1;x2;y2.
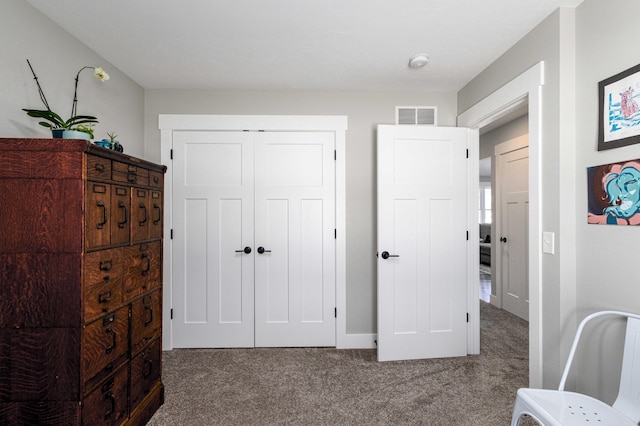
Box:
512;388;637;426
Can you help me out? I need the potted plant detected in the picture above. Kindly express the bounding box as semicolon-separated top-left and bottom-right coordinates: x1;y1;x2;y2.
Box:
66;124;95;140
22;59;109;139
108;131;123;152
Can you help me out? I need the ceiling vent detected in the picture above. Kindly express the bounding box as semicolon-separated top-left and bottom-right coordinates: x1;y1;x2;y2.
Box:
396;106;437;126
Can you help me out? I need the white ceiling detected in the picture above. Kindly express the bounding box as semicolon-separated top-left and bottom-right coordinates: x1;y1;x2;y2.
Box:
25;0;583;92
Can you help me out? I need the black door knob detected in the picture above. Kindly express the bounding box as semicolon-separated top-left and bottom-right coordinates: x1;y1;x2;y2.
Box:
235;246;252;254
500;237;507;243
257;246;271;254
381;251;399;259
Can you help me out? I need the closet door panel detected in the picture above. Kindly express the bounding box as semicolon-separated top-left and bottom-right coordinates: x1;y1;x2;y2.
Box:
254;132;336;347
171;131;255;348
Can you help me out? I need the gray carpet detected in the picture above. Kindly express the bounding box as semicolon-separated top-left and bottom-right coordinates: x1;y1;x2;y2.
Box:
148;302;529;425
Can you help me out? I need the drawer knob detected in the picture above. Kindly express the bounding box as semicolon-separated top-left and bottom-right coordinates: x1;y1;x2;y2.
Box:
144;304;154;326
139;203;148;226
141;253;150;276
105;327;116;354
153;203;162;225
118;201;129;228
99;260;112;271
143;356;153;378
98;290;112;304
103;392;116;420
96;201;108;229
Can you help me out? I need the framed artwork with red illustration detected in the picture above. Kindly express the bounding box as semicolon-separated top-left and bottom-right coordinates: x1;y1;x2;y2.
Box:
598;63;640;151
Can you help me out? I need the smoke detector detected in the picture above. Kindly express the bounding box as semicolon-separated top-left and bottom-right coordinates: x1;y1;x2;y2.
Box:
408;53;429;68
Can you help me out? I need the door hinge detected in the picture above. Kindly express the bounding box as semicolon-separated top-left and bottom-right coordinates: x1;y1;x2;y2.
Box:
334;307;337;318
467;313;469;323
334;150;337;161
466;149;469;158
170;229;174;239
466;230;469;240
170;149;173;159
334;229;337;239
171;308;174;320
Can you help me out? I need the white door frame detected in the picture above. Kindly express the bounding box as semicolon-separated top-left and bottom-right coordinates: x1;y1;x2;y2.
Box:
458;61;544;388
159;115;348;351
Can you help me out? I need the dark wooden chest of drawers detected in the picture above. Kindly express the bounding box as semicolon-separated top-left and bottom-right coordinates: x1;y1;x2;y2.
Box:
0;138;165;425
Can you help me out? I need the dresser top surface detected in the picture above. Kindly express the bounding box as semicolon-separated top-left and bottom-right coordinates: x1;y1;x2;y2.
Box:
0;138;166;173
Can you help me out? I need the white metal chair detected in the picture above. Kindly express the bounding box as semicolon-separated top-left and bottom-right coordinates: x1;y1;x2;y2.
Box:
511;310;640;426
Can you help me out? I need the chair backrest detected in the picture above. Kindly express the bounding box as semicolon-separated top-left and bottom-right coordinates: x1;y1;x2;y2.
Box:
612;315;640;423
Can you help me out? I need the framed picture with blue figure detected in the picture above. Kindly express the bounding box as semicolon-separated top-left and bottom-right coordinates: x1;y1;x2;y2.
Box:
598;63;640;151
588;160;640;225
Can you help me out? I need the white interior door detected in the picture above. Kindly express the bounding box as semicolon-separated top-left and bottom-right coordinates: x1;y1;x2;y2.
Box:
172;131;255;348
498;145;529;321
377;125;472;362
254;132;336;347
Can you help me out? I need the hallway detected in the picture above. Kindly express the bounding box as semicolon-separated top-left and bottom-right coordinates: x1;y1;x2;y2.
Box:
480;264;491;303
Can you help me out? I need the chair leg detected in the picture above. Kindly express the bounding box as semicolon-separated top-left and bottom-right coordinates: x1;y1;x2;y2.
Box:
510;412;522;426
511;396;527;426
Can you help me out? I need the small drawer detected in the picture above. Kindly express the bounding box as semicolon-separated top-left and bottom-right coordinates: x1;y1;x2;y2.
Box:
124;241;162;300
83;306;129;385
83;363;128;425
84;248;123;286
112;161;149;186
131;289;162;355
149;171;164;189
84;277;124;323
87;155;111;181
130;337;161;409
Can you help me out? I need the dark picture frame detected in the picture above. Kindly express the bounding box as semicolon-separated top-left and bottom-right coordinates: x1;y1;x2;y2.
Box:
598;63;640;151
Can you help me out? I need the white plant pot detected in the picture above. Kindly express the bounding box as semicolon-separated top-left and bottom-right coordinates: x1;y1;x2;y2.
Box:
62;130;91;140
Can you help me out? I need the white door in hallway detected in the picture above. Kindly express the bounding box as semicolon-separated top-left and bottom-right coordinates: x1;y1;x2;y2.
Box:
498;144;529;321
377;125;473;362
254;132;336;347
171;130;336;348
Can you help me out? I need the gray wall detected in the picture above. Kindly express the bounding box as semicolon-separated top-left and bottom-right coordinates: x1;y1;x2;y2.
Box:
0;0;144;156
144;90;457;334
575;0;640;402
480;115;528;160
458;8;578;388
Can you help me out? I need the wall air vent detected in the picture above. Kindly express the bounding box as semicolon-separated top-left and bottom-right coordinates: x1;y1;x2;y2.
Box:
395;106;437;126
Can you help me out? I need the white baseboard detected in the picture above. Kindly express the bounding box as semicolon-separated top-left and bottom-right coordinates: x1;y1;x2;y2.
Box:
165;332;378;351
490;293;501;307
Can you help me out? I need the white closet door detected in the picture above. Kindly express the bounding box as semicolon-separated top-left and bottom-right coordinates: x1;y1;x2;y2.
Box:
172;131;255;348
254;132;336;347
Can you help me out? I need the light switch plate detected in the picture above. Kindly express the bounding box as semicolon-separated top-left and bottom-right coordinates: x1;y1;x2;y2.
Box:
542;231;555;254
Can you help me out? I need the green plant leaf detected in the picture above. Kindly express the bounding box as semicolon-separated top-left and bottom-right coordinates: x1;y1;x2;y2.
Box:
66;116;98;127
22;108;66;128
37;121;54;129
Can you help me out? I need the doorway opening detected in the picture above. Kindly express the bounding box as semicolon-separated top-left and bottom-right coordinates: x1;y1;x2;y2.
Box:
458;61;544;387
478;160;492;303
479;114;529;323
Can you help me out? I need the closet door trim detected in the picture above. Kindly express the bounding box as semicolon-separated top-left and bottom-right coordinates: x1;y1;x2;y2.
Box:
159;115;347;350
